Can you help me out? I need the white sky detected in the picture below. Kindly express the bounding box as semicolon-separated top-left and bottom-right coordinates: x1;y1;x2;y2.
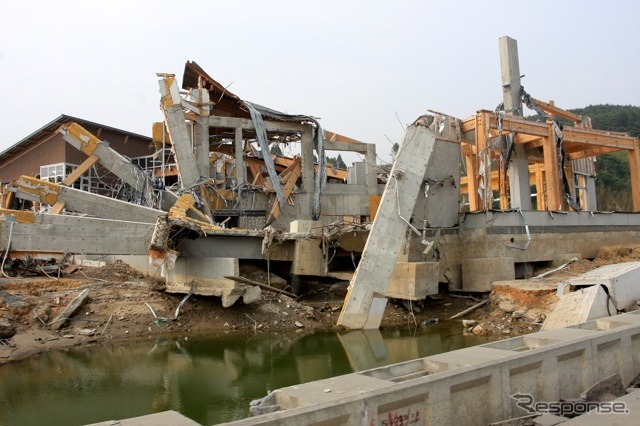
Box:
1;0;638;163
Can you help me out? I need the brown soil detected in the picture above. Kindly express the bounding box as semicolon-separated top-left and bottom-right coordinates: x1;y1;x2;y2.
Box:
4;244;638;362
0;262;469;364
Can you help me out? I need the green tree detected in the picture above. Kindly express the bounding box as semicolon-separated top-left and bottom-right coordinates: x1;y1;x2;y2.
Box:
270;143;283;156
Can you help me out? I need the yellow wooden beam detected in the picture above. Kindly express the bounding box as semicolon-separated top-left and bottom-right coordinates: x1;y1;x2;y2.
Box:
543;126;563;210
528;98;583;123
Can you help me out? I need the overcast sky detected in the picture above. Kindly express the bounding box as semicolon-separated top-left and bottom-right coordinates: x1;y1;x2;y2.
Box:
1;0;638;163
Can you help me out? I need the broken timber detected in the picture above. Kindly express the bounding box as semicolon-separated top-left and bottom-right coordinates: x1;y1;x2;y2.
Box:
337;116;437;329
59;123;155;206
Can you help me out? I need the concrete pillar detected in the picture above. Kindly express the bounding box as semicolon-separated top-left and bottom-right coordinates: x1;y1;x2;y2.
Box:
159;77;201;188
300;127;315;219
585;176;597;211
365;144;378;194
235;127;246;186
499;36;532;210
195;116;210;177
337;120;437;329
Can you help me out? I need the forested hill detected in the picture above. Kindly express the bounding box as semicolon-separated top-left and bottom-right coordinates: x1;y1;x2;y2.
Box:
531;104;639;211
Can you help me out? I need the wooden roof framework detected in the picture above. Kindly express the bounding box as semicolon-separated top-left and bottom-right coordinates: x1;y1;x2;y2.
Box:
460;99;640;212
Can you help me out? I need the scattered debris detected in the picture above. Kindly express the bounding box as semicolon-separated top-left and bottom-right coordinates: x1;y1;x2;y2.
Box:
75;328;96;337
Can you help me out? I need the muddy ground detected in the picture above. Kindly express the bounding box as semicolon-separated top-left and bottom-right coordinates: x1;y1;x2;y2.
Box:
2;244;640;363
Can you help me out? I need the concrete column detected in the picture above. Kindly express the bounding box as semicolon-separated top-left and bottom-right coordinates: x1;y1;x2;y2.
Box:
195;116;210;177
337;121;437;329
499;36;532;211
300;126;315;219
365;144;378;194
585;177;597;211
235;127;246;186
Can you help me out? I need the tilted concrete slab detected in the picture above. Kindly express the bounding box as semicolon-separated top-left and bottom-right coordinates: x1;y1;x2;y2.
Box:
14;181;166;224
569;261;640;310
542;285;616;330
338;118;438;329
0;214;154;255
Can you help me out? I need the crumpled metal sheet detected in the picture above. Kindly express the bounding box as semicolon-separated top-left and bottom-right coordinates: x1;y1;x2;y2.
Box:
243;101;326;220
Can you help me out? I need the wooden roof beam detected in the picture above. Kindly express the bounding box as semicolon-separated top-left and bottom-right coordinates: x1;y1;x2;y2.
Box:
527;98;583;123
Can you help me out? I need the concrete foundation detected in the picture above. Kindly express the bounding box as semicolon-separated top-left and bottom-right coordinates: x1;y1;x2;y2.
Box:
424;211;640;291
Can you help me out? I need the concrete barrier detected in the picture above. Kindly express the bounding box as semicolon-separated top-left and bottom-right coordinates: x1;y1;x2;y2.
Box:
227;311;640;425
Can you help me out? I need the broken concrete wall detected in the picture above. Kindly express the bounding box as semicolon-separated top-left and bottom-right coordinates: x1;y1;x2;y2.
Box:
412;138;461;228
163;256;260;307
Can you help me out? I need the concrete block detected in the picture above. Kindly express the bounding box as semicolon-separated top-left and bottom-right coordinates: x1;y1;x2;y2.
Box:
51;288;89;330
569;261;640;311
462;257;515;292
542;285;616;330
242;285;262;304
387;261;438;300
289;220;321;235
291;238;325;276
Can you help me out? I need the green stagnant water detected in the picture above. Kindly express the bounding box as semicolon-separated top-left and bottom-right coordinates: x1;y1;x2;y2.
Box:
0;322;487;425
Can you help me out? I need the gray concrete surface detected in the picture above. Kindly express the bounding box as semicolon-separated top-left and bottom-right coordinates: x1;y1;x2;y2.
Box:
227;311;640;425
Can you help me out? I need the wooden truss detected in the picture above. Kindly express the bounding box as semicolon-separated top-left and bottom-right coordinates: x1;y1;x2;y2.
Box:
460;99;640;212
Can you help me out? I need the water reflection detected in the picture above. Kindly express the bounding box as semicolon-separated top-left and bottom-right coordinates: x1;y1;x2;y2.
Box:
0;322;486;425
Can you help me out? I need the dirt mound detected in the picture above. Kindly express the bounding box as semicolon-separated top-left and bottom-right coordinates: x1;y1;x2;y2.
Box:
595;244;640;263
80;260;149;282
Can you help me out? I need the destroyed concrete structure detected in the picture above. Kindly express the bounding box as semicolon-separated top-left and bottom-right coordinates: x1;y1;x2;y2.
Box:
0;37;639;328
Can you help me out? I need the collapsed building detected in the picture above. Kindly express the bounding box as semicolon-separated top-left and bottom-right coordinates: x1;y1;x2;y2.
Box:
0;37;639;329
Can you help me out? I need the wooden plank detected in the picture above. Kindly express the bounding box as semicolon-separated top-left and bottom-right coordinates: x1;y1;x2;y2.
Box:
62;154;99;186
529;98;583;123
464;152;479;211
534;164;546;211
629;142;640;212
498;157;509;210
50;154;101;215
543;125;563;210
